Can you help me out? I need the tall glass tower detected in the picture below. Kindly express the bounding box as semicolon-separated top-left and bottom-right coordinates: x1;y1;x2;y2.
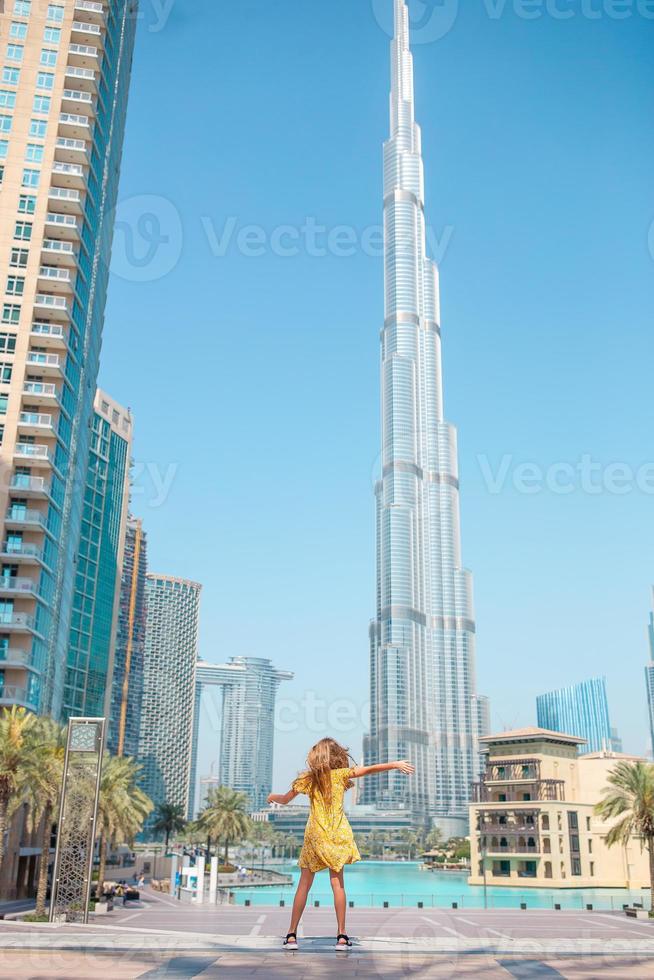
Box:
364;0;484;829
0;1;138;719
645;589;654;759
536;676;613;754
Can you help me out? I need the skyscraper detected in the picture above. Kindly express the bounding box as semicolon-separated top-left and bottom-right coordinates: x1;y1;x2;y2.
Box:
189;656;293;815
107;515;147;758
138;575;201;833
364;0;484;830
645;589;654;758
0;1;138;718
62;389;131;720
536;676;613;754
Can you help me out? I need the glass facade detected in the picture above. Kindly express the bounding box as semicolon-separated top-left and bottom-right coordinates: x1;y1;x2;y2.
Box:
138;576;202;835
0;1;139;719
190;657;293;816
646;590;654;759
62;391;131;721
107;515;147;759
536;677;613;754
364;0;485;824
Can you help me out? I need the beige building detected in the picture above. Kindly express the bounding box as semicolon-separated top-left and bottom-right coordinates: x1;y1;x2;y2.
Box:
469;728;650;889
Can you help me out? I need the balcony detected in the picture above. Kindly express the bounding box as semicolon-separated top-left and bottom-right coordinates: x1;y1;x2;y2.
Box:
9;475;52;500
44;213;80;240
55;136;89;166
482;840;541;856
13;444;54;470
484;759;542;783
58;113;91;141
17;412;55;436
61;88;95;115
6;507;48;530
32;296;69;322
472;780;565;804
0;613;39;636
0;686;38;711
31;323;67;350
38;266;73;295
0;576;39;599
0;648;37;670
64;65;97;93
42;238;77;267
22;381;59;406
52;160;86;190
75;0;106;23
72;19;103;40
26;351;64;377
0;542;47;567
68;43;99;70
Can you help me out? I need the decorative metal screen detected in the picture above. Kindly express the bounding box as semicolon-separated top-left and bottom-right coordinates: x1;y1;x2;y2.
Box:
49;718;105;923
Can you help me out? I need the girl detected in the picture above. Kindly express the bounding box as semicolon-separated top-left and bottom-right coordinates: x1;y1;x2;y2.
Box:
267;737;415;950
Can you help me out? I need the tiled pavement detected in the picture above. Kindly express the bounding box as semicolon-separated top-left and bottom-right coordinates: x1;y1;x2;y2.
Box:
1;888;653;978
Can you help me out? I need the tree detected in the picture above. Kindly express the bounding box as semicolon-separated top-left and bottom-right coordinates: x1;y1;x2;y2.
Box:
426;827;445;853
0;706;36;871
196;787;252;864
595;761;654;911
285;833;299;859
152;803;186;850
18;717;65;916
96;755;153;898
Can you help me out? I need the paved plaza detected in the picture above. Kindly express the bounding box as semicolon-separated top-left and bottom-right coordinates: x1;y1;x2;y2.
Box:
1;888;653;977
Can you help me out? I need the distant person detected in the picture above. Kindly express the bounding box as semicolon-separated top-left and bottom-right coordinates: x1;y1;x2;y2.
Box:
268;737;414;950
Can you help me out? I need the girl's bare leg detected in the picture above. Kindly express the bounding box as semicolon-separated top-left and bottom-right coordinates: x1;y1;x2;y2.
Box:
329;868;347;939
289;869;315;935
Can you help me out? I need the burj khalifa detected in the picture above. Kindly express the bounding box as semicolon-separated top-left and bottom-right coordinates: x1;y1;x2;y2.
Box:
363;0;488;830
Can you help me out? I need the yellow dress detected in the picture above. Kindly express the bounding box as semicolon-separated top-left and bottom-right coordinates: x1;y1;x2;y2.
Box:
292;767;361;873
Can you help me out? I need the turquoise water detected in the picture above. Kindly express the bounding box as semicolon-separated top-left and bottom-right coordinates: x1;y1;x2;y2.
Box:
232;861;649;910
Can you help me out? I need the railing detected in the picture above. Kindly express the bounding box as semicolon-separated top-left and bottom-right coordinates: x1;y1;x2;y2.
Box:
23;382;57;397
0;686;37;708
473;780;565;803
2;542;43;559
31;323;65;340
0;613;36;630
69;43;98;57
53;161;84;177
65;66;96;81
62;88;94;104
43;239;75;254
10;475;50;494
14;444;51;461
27;351;62;367
485;759;541;782
0;648;32;664
75;0;105;13
72;20;102;35
0;578;38;595
56;137;87;153
478;822;539;834
60;112;90;127
484;844;540;855
45;212;79;229
34;296;68;312
39;265;72;282
19;412;53;427
6;508;48;527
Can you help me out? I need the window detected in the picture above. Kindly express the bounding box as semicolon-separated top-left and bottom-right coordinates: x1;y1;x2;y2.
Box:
33;95;50;114
18;195;36;214
2;68;20;85
44;27;61;44
47;5;64;23
14;221;32;241
36;72;54;90
0;335;16;355
571;858;582;877
0;165;4;185
6;45;24;63
568;812;579;831
1;305;20;325
589;861;594;877
588;839;593;853
10;248;28;268
0;141;8;160
25;144;43;163
40;49;57;67
13;0;31;15
586;817;591;831
29;119;46;138
0;363;13;383
0;91;16;109
0;394;7;414
22;169;40;188
0;116;13;134
6;276;24;296
9;23;28;40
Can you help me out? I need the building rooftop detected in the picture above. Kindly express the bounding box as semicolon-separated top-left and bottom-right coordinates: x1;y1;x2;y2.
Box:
581;750;646;761
480;727;587;746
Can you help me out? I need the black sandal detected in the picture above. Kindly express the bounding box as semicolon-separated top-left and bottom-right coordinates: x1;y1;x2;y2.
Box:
335;933;352;949
283;932;298;950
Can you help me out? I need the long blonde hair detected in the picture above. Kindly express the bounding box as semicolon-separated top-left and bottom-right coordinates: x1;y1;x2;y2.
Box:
298;738;354;807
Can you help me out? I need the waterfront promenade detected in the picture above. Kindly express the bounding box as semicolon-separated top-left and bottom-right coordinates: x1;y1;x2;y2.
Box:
1;887;653;977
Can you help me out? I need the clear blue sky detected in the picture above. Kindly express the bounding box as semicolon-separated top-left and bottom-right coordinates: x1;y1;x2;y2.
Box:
99;0;654;789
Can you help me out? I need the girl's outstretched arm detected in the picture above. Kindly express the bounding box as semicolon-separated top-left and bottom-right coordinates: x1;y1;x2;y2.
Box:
351;760;415;779
267;789;299;806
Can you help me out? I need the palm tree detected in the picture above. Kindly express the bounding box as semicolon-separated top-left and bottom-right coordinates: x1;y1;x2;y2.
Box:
196;787;251;864
0;706;36;870
18;717;65;916
152;802;186;850
96;755;153;898
595;761;654;910
286;833;299;860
